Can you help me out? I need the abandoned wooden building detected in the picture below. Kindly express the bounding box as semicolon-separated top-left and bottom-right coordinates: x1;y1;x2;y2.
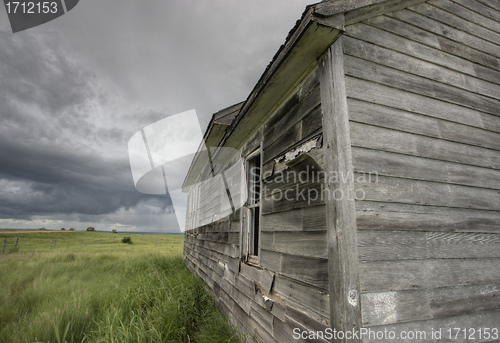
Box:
182;0;500;341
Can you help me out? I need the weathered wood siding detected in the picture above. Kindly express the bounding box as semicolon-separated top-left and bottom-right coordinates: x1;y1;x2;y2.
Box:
184;67;332;342
344;0;500;339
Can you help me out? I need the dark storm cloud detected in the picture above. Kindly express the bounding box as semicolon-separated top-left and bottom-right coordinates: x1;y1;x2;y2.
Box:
0;32;172;224
0;0;315;231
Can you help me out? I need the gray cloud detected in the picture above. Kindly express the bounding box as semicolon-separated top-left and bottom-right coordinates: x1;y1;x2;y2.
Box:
0;0;315;232
0;32;172;229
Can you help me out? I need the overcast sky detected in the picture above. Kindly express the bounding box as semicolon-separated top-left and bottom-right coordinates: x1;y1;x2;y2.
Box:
0;0;316;233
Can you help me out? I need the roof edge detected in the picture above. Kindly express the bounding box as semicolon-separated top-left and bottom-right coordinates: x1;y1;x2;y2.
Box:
314;0;429;25
218;9;343;150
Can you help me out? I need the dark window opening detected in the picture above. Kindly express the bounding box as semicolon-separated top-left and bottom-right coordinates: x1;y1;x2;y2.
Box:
248;153;261;257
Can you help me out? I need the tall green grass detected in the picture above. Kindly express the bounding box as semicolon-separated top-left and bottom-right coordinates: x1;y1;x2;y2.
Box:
0;232;241;343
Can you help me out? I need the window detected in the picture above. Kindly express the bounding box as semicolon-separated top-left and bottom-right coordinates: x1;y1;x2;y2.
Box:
245;149;261;261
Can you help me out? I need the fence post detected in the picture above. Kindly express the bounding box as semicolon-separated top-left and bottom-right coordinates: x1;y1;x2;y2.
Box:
66;241;69;249
119;241;121;247
49;240;52;249
3;239;6;253
15;238;19;249
54;240;57;249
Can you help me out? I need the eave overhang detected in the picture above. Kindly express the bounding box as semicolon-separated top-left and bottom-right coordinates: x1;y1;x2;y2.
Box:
219;9;344;150
182;102;243;192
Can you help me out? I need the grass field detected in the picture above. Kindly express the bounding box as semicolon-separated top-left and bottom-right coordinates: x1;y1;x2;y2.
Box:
0;230;242;343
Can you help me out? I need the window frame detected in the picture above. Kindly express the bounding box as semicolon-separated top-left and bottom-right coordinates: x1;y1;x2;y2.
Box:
243;147;262;265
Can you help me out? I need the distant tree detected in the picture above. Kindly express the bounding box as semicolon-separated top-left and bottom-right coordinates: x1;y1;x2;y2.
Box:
39;227;47;231
61;228;65;231
112;229;117;234
69;228;76;231
86;227;96;232
121;236;133;244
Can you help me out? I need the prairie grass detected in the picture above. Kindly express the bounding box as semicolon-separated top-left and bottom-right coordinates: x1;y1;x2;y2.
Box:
0;231;241;343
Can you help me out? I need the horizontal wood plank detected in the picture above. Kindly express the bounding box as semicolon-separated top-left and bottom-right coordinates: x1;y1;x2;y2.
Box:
280;253;329;290
346;19;500;85
406;3;500;48
362;283;500;326
358;230;500;260
346;76;500;134
261;205;326;232
263;67;319;135
344;55;500;116
344;36;500;101
355;173;500;210
361;309;500;342
352;147;500;189
356;201;500;233
273;274;330;319
397;5;500;57
264;87;321;148
350;121;500;170
262;180;326;214
360;258;500;292
263;231;328;259
476;0;500;12
452;0;500;22
430;0;500;33
348;98;500;148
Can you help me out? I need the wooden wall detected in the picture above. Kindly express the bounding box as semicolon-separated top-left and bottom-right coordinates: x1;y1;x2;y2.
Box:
184;66;331;342
343;0;500;339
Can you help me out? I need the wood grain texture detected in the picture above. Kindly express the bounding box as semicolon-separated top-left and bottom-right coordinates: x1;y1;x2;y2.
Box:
345;76;500;134
343;0;428;25
262;231;328;259
352;147;500;190
343;35;500;101
476;0;500;12
261;269;275;295
261;180;326;214
372;7;500;70
397;5;500;57
358;230;500;260
319;37;362;341
452;0;500;22
247;314;279;343
356;201;500;233
355;173;500;210
260;205;326;232
263;100;323;163
348;98;500;151
285;305;330;336
344;55;500;116
349;121;500;170
263;68;319;135
430;0;500;34
280;253;329;290
362;283;500;326
273;274;330;321
361;309;500;342
250;301;274;336
406;3;500;47
346;19;500;86
264;86;321;147
360;258;500;292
